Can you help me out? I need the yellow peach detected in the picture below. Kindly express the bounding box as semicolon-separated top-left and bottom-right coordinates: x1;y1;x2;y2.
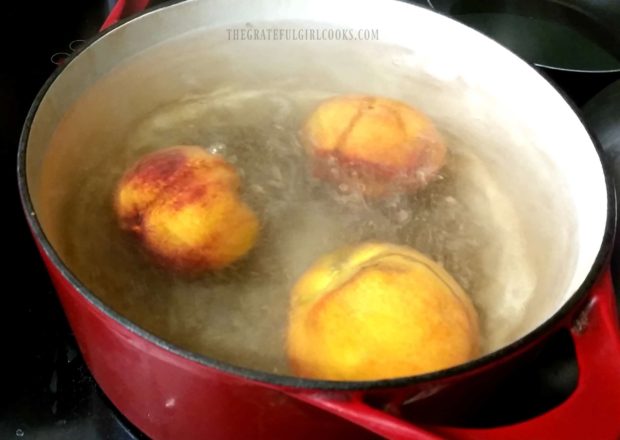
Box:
287;242;480;380
301;96;446;197
114;145;258;272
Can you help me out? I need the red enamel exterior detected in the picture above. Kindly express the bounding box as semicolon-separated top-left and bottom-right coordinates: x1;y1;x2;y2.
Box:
20;2;620;439
436;271;620;439
100;0;150;30
292;272;620;440
41;249;379;440
37;242;620;440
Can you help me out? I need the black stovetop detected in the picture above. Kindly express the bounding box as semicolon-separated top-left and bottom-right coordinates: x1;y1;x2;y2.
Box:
2;1;619;439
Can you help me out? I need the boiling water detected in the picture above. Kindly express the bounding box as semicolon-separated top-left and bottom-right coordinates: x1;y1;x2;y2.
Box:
36;28;574;376
38;87;528;374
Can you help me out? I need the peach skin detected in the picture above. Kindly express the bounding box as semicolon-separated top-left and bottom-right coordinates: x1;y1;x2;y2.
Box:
114;145;258;273
301;95;447;197
287;242;480;380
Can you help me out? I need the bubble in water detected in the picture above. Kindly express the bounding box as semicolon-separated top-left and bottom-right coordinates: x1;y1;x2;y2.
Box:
16;429;24;437
391;55;406;67
395;209;411;224
271;165;283;182
269;95;294;123
250;184;266;194
207;142;226;155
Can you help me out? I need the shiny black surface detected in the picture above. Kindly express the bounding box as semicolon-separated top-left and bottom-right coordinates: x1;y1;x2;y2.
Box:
429;0;620;67
426;0;620;105
2;1;619;439
584;79;620;302
2;2;147;439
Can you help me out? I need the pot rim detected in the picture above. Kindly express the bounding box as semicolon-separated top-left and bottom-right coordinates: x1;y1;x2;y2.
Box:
16;0;617;392
533;63;620;74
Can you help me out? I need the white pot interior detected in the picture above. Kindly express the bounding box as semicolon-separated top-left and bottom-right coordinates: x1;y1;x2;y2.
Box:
25;0;609;375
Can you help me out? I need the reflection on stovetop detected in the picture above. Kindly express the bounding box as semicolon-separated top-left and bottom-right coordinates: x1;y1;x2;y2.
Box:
2;322;146;439
1;1;618;439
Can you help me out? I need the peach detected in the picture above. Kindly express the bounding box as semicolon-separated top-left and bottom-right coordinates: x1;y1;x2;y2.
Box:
114;146;259;272
301;95;447;197
287;242;480;380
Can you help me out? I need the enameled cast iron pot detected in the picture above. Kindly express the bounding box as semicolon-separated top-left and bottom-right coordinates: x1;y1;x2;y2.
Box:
17;0;620;438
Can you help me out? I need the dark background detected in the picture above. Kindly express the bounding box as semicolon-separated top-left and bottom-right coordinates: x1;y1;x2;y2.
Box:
1;3;148;439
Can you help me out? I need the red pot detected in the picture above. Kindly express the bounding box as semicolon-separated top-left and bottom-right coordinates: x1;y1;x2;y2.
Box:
17;0;620;438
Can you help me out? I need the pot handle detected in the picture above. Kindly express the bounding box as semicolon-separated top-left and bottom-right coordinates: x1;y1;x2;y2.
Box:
101;0;151;31
289;269;620;440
